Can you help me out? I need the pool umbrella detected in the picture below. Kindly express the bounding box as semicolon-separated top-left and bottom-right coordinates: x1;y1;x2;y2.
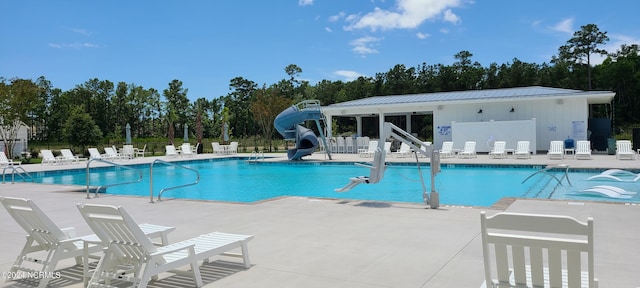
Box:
125;123;132;144
183;123;189;142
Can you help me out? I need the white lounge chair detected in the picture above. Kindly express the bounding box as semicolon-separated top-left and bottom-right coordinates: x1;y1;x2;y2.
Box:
0;152;21;167
135;144;147;158
358;140;378;158
547;141;564;159
440;141;455;158
77;203;253;288
0;197;105;288
228;141;239;155
392;142;412;158
335;147;386;192
514;141;531;159
575;140;592;160
88;148;103;160
480;211;597;288
0;197;175;287
60;149;87;163
616;140;635;160
587;169;640;182
345;136;355;153
104;147;124;160
578;185;636;199
41;149;64;165
336;136;345;153
181;143;195;157
212;142;224;155
165;145;179;157
122;144;135;159
459;141;477;158
488;141;506;159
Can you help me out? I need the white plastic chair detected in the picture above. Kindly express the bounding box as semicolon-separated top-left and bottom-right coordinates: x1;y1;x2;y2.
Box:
547;141;564;159
488;141;506;159
458;141;477;158
440;141;454;158
165;145;179;157
514;141;531;159
575;140;592;160
480;211;597;288
615;140;635;160
77;203;253;288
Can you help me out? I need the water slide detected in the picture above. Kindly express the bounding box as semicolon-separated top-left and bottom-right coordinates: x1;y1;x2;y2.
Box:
274;100;328;160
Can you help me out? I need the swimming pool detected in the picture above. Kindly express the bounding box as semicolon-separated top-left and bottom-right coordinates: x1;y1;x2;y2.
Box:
27;158;639;206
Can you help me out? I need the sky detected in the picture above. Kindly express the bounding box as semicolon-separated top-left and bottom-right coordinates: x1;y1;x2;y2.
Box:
2;0;639;101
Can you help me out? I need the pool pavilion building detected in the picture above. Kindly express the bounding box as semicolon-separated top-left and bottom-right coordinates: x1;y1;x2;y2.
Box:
321;86;616;153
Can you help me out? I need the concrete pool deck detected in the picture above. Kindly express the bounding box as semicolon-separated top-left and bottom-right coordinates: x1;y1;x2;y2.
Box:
1;151;639;287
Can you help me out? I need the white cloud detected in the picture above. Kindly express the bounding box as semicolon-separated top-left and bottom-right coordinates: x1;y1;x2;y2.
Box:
329;11;346;22
350;36;382;54
298;0;313;6
71;28;91;36
591;34;640;65
334;70;364;81
325;27;332;32
416;32;430;39
442;9;460;25
344;0;462;31
551;18;574;35
440;28;449;34
49;42;99;49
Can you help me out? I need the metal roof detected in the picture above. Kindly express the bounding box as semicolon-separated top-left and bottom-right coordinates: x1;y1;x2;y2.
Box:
325;86;614;108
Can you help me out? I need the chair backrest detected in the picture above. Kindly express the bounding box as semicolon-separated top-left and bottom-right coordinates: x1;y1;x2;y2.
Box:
383;142;392;153
230;141;238;150
166;145;176;154
368;148;386;183
398;142;411;152
616;140;632;153
549;141;564;153
77;203;157;261
212;142;222;151
516;141;529;152
480;211;596;288
104;147;118;156
181;143;192;154
1;197;68;250
441;141;453;152
576;140;591;153
492;141;506;152
462;141;476;152
123;145;134;155
88;148;102;159
41;149;56;160
60;149;75;159
366;140;378;153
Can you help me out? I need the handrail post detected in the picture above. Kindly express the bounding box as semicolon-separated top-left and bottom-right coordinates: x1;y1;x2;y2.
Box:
149;161;155;203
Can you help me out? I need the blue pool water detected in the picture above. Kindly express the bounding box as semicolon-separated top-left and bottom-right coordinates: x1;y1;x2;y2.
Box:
28;158;640;206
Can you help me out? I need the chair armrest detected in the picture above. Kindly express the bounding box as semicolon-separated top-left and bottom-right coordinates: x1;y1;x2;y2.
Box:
152;242;196;257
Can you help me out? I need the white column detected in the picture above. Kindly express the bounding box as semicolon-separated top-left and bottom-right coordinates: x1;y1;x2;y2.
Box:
378;111;385;140
356;116;362;136
406;114;412;134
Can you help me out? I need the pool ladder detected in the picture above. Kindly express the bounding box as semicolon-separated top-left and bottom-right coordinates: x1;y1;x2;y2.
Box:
2;165;34;184
247;151;265;163
150;159;200;202
86;158;143;199
522;164;572;186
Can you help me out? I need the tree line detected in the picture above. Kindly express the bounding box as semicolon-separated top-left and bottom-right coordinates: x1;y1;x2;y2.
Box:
1;24;639;157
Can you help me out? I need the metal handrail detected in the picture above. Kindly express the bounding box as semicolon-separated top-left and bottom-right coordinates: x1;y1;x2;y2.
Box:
521;164;572;186
86;158;143;199
247;151;264;163
150;159;200;203
2;165;34;184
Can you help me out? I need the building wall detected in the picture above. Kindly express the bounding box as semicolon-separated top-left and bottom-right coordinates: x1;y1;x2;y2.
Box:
0;125;29;157
433;98;588;152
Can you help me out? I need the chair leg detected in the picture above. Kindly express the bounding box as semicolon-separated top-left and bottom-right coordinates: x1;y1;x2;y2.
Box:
241;241;252;268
